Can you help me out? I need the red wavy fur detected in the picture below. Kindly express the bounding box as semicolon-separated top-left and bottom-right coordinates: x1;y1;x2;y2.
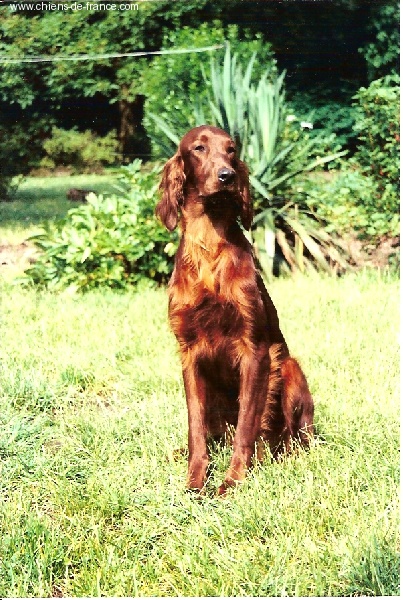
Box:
156;125;314;494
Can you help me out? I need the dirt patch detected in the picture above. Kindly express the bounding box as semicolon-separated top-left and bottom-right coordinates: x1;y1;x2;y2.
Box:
344;234;400;270
0;241;38;275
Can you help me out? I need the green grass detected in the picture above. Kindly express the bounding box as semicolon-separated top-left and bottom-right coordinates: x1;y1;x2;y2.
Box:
0;272;399;597
0;174;117;243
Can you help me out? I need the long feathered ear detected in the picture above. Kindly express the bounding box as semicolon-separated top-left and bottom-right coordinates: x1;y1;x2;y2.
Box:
237;159;253;230
155;152;185;231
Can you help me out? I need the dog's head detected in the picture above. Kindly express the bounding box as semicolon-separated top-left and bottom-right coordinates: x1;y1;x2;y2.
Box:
155;125;253;231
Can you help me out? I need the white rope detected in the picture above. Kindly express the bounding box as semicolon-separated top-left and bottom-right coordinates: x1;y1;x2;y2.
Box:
0;44;225;64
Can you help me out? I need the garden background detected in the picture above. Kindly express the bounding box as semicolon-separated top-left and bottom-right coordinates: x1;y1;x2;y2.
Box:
0;0;400;596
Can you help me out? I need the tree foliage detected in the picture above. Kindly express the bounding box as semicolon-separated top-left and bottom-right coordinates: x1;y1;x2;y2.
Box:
0;0;399;207
0;0;397;118
0;1;216;107
359;0;400;80
0;0;220;157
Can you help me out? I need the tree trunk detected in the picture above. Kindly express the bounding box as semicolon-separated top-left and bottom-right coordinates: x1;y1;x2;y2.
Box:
118;89;147;162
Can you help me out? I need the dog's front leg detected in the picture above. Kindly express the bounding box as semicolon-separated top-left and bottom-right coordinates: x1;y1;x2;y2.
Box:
182;361;209;492
218;347;269;495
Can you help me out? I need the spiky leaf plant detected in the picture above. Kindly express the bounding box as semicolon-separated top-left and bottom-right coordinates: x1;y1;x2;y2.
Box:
151;45;349;276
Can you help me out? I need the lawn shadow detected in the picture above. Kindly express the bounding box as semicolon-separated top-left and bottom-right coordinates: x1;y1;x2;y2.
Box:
1;174;117;233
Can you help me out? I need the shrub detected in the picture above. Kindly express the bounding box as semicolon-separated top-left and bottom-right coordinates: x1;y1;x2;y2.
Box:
24;161;177;291
352;74;399;197
40;127;119;172
295;168;400;240
289;94;358;150
0;112;50;200
292;72;400;243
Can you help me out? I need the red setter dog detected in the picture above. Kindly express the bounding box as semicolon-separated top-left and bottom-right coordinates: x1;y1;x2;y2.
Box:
156;125;314;494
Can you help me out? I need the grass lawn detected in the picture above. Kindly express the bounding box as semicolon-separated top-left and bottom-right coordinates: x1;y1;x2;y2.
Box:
0;271;399;597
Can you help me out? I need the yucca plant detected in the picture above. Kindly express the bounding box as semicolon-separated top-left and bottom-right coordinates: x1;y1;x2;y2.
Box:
150;45;349;277
196;48;258;157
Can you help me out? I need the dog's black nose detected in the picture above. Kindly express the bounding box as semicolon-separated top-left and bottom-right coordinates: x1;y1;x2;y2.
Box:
218;168;236;184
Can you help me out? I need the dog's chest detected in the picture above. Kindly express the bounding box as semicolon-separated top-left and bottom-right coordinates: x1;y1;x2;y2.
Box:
174;292;244;344
169;246;267;347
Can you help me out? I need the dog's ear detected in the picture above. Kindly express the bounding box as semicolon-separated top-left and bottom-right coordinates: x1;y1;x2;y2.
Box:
155;153;185;231
237;159;253;230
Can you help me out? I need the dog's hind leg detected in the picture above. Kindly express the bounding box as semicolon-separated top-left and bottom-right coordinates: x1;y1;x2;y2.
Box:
281;356;314;448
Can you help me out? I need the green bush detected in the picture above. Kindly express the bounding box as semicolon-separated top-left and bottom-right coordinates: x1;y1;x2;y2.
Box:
40;127;119;172
291;74;400;243
353;74;399;195
295;168;400;240
24;161;177;291
0;113;51;200
289;94;358;149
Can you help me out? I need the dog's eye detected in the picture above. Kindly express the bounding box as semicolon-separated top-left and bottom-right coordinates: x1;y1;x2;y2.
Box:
227;147;236;155
194;145;205;152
